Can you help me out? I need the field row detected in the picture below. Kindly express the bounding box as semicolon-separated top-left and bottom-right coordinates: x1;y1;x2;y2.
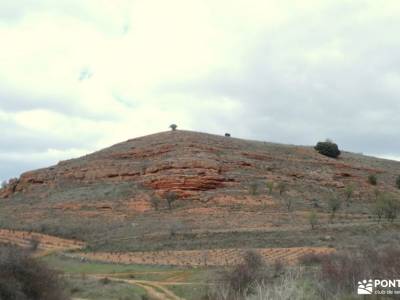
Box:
72;247;334;266
0;229;85;254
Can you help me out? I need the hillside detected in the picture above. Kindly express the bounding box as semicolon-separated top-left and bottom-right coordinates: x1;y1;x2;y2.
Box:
1;130;400;254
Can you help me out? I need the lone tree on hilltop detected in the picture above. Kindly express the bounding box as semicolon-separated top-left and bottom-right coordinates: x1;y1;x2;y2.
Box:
314;139;341;158
169;124;177;131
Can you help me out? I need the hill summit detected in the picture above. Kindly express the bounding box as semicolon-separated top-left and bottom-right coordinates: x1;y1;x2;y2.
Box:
0;130;399;252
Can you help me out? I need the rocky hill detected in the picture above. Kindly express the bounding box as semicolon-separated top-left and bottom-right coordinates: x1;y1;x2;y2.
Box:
1;130;399;252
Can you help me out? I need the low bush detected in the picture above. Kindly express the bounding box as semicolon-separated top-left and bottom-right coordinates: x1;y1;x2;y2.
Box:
0;245;67;300
209;250;267;299
317;245;400;297
99;277;111;285
368;174;377;185
298;252;325;266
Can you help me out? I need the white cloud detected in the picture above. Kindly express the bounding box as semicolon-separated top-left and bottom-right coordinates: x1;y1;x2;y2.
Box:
1;0;400;181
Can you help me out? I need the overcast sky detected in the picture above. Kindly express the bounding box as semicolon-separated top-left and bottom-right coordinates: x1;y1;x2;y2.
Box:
1;0;400;182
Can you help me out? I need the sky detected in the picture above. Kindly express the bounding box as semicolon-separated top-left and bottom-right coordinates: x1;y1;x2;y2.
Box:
1;0;400;182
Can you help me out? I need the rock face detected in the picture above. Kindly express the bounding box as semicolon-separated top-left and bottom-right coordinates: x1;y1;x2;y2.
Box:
1;130;399;204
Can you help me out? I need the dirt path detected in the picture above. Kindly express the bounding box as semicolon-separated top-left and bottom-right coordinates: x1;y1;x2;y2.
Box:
0;229;85;256
91;275;184;300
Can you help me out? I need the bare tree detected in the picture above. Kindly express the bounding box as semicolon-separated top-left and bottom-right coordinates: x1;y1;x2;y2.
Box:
308;210;318;230
149;194;161;211
283;197;294;213
165;191;178;210
266;181;274;195
344;184;354;207
29;237;40;252
277;182;287;196
328;197;341;223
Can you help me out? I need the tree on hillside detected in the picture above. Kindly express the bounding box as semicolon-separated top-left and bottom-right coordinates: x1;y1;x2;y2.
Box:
368;174;377;185
371;197;385;223
266;181;274;195
314;140;341;158
328;197;341;223
169;124;177;131
396;175;400;189
248;182;259;196
165;191;178;210
283;197;294;213
212;250;266;298
344;184;354;207
372;193;399;223
277;182;287;196
382;194;399;222
150;194;161;211
308;210;318;230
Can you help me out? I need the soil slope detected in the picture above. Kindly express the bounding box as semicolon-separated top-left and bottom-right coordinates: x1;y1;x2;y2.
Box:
1;130;399;251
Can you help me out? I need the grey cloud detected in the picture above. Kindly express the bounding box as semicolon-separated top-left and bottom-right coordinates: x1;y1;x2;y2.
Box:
166;3;400;156
0;159;40;182
0;87;120;122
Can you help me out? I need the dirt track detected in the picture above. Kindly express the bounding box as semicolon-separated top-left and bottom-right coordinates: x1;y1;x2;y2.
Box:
0;229;85;255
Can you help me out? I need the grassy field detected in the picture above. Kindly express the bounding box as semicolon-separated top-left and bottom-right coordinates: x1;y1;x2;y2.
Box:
42;254;210;300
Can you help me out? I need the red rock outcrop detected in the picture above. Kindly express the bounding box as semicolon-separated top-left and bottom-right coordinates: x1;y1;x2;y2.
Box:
1;130;399;206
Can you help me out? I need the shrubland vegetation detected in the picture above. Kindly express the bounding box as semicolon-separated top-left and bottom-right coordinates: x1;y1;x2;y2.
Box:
205;244;400;300
0;245;67;300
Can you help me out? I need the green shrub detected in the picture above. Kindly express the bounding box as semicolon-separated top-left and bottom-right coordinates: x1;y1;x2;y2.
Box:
368;174;377;185
314;140;341;158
